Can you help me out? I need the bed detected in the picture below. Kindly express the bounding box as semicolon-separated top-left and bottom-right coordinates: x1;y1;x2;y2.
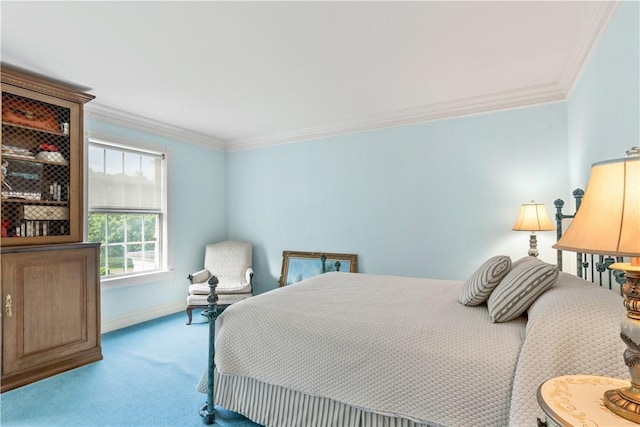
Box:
196;192;629;426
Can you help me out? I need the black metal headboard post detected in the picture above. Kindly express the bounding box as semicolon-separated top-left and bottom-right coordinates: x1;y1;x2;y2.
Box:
554;188;584;274
555;188;625;293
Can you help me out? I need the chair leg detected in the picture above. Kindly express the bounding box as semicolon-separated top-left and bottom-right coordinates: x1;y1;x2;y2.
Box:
186;306;193;325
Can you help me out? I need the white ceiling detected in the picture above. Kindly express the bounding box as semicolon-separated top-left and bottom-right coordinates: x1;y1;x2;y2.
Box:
1;1;618;151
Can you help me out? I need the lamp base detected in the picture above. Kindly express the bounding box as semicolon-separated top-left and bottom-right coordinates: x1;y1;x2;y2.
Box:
604;387;640;423
604;261;640;424
527;233;539;257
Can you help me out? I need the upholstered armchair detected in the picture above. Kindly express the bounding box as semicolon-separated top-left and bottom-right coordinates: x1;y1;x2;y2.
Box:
186;240;253;325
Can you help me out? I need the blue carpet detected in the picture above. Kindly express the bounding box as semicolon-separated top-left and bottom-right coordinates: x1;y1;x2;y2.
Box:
0;312;261;427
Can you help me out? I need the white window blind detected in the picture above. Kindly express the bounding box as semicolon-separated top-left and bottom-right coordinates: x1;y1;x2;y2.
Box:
88;142;163;211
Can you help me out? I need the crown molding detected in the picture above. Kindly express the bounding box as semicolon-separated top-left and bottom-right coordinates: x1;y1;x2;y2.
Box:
88;83;564;153
558;1;619;97
85;103;226;151
225;82;566;152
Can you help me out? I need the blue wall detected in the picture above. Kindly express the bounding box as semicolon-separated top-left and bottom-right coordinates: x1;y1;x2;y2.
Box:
227;103;569;293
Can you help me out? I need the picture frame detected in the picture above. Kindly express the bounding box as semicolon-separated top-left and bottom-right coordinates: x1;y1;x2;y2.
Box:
279;250;358;287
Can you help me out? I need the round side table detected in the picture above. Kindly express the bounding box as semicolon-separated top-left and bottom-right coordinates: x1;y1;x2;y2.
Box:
537;375;638;426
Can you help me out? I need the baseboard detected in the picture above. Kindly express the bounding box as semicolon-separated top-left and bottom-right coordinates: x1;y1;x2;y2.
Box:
101;300;185;334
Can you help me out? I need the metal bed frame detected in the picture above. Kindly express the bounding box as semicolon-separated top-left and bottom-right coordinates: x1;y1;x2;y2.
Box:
199;276;219;424
554;188;625;293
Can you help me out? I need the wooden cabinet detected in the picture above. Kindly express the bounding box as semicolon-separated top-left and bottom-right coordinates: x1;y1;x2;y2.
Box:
1;65;94;246
1;243;102;392
1;67;101;392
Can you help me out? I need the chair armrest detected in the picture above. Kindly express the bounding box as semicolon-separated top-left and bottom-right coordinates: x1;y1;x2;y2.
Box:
246;267;254;286
188;269;211;284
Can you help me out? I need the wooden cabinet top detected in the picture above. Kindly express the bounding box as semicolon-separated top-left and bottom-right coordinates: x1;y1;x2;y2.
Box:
1;64;94;104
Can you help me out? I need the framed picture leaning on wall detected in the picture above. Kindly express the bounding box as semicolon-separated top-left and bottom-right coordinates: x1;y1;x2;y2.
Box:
279;250;358;287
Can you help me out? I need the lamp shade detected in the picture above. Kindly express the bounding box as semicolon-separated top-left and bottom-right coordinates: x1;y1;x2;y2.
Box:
512;202;554;232
553;156;640;257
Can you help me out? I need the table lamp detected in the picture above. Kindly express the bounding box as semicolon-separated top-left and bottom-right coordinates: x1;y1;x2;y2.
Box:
512;202;554;257
553;148;640;422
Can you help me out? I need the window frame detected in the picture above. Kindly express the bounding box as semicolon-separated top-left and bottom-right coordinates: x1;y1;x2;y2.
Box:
85;131;173;289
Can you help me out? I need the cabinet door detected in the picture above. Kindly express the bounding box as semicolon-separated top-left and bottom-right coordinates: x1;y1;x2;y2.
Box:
1;89;81;245
1;245;101;389
1;66;93;247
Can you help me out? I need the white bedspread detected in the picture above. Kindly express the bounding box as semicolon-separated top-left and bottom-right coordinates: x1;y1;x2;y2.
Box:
509;271;627;425
215;272;527;426
212;271;628;426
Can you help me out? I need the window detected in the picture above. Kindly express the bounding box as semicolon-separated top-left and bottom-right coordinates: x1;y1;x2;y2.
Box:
87;135;170;282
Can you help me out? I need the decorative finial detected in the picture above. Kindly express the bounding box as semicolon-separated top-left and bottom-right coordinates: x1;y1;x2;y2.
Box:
626;147;640;157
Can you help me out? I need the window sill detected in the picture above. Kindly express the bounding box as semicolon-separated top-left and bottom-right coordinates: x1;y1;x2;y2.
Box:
101;270;175;291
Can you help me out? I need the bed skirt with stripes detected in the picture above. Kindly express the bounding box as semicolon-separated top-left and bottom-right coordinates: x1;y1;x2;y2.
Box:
197;370;441;427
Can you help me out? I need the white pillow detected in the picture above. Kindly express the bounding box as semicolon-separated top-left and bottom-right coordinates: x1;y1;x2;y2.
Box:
487;258;559;323
458;255;512;306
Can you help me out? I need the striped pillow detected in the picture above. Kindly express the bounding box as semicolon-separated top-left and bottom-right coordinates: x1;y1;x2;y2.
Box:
458;255;512;306
511;255;539;270
487;258;559;323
